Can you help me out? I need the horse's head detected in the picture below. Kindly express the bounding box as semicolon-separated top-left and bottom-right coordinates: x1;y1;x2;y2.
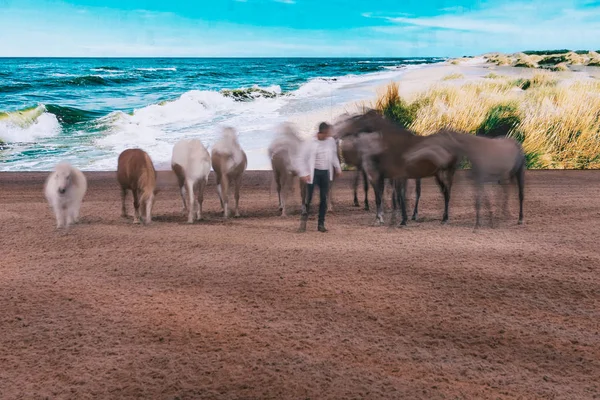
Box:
54;163;73;195
221;126;239;143
332;109;383;139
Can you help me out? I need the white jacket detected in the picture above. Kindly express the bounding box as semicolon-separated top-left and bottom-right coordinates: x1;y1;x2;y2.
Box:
295;137;342;184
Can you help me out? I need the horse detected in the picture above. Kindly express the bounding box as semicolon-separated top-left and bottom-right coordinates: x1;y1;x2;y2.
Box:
44;162;87;229
268;122;307;217
332;110;457;226
404;128;525;228
171;138;211;223
117;148;157;225
211;126;247;218
339;136;371;210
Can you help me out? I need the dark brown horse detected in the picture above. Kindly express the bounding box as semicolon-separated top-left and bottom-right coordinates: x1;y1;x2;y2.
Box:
339;136;371;210
404;128;525;228
333;110;457;226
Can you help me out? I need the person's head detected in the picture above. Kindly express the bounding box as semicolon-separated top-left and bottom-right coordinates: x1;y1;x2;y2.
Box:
317;122;331;140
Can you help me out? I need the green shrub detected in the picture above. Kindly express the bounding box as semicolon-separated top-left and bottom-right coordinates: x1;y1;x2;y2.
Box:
523;49;570;55
539;55;568;65
477;103;522;138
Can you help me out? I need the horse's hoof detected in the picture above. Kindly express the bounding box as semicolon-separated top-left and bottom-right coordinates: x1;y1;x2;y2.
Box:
353;202;360;207
234;213;241;218
518;219;524;225
133;219;140;224
364;206;370;211
121;214;128;219
187;220;194;224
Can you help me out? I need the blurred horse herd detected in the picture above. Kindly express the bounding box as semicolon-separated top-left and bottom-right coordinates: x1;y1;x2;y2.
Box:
43;109;525;231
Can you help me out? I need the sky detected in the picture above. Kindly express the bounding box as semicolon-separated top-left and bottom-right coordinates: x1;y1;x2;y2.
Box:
1;0;599;57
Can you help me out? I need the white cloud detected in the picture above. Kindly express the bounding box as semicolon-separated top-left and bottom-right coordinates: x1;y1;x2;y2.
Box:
363;1;600;54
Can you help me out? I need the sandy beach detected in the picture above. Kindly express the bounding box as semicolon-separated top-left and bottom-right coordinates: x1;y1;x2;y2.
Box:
1;169;599;399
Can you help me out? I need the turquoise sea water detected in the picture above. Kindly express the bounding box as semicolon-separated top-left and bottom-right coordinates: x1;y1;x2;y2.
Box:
0;57;444;170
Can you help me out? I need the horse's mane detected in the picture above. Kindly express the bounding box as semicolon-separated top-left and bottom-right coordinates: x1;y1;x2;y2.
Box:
337;109;415;139
138;151;157;205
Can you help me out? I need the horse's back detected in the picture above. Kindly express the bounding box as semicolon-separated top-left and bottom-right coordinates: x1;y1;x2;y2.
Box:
117;148;156;190
172;139;210;182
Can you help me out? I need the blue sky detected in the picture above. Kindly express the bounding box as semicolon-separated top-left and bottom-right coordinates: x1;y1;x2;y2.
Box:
1;0;599;57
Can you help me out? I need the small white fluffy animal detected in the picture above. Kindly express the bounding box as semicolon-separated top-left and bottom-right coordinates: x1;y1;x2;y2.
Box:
44;162;87;229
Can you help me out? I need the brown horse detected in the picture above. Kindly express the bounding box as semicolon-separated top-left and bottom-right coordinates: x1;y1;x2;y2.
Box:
211;127;247;218
117;148;157;225
333;110;457;226
404;128;525;228
339;136;371;210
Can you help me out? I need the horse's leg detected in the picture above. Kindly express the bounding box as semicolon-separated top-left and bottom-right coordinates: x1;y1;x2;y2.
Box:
234;175;242;218
179;184;187;214
144;192;154;225
67;204;76;226
132;189;141;224
398;179;408;226
484;188;494;228
221;175;230;219
275;170;283;212
54;204;64;229
517;164;525;225
412;178;421;221
362;168;370;211
373;175;385;225
444;168;455;224
279;172;294;217
186;179;195;224
299;180;314;232
216;175;224;210
501;179;511;220
435;170;452;224
390;180;398;226
353;170;360;207
120;188;128;218
196;178;206;220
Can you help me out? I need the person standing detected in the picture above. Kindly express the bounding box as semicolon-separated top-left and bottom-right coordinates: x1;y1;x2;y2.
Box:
296;122;342;233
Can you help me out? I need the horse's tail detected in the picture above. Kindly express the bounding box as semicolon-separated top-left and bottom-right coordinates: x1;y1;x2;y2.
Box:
139;151;157;205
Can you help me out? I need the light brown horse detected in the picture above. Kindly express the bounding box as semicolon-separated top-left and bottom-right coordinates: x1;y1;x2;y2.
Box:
211;127;247;218
117;148;157;225
333;110;457;226
404;128;525;228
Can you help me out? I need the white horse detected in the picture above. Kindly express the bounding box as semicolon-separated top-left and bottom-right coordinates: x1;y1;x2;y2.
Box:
171;139;211;223
44;162;87;229
268;122;307;216
211;127;247;218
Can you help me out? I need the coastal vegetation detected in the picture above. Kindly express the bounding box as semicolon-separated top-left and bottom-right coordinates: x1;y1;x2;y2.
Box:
373;73;600;169
481;49;600;71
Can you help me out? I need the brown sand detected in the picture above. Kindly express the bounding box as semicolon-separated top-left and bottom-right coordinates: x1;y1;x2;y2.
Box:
1;170;599;400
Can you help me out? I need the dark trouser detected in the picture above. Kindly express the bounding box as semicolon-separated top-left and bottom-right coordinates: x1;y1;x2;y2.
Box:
303;169;329;226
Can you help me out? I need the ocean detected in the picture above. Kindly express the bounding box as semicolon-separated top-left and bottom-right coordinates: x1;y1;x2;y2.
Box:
0;57;445;171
